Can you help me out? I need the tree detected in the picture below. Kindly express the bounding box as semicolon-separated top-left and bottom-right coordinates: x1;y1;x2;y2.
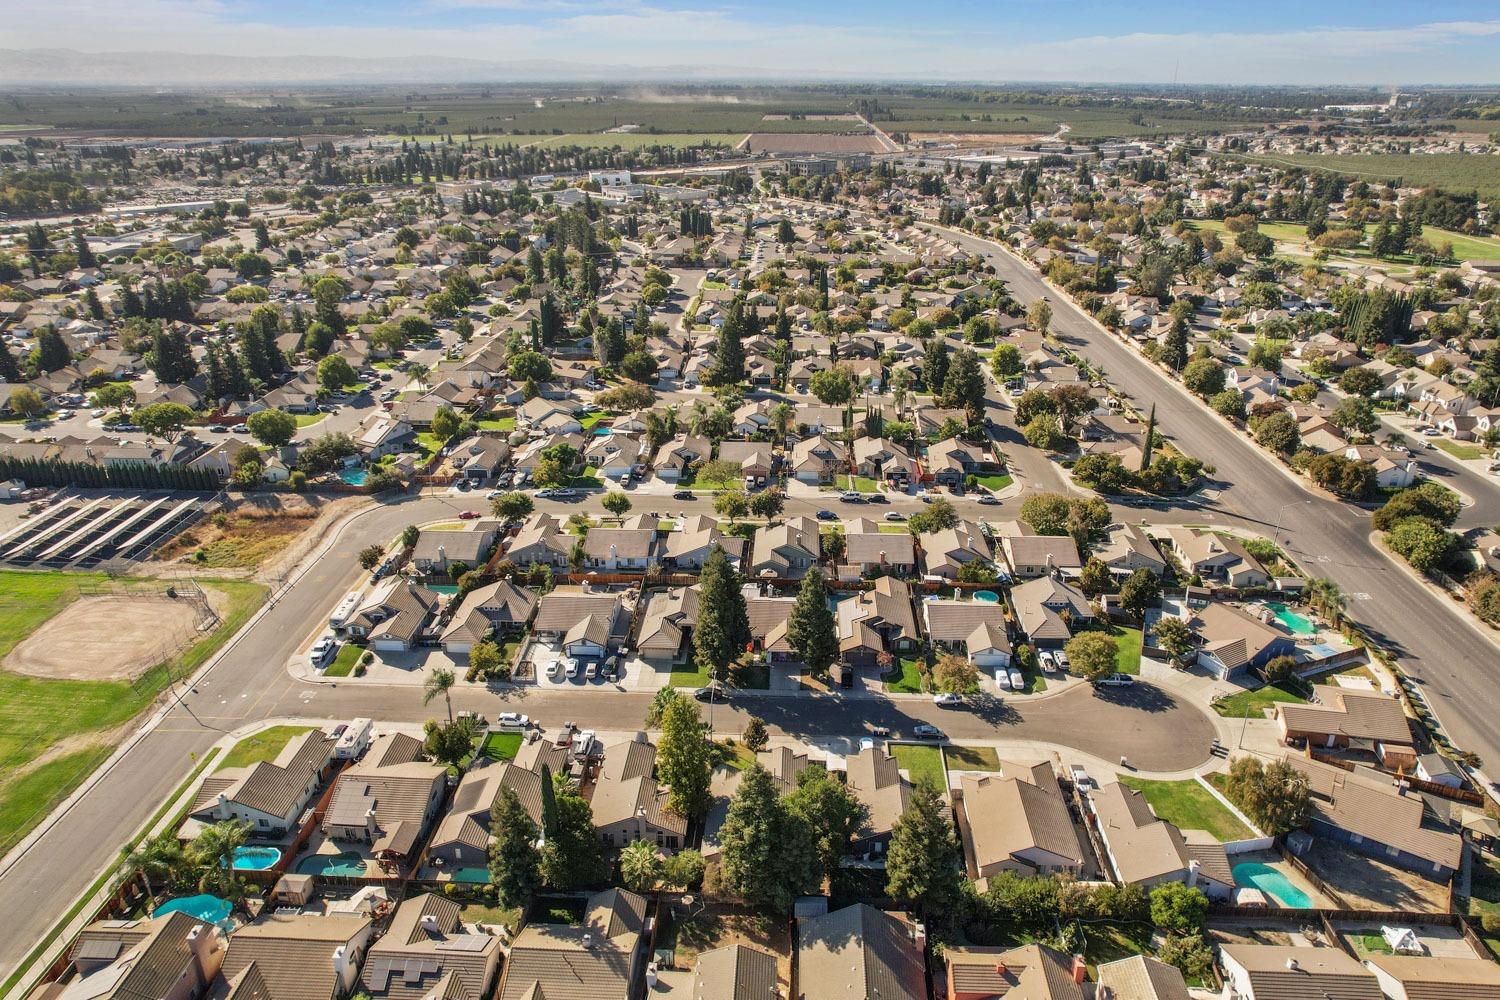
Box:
8;386;45;418
619;840;663;893
885;780;962;920
1027;299;1052;334
908;497;959;534
714;489;750;523
358;544;385;570
1150;882;1208;934
1079;557;1115;597
941;347;987;423
742;716;769;752
423;667;457;722
1210;389;1246;420
489;786;541;907
431;406;462;442
491;491;535;521
1371;482;1460;531
784;766;866;874
718;764;822;911
508;351;553;383
645;686;686;729
1013;387;1057;426
34;327;72;373
135;402;194;444
932;653;979;694
1064;631;1119;681
1222;757;1310;836
808;367;855;406
693;545;752;679
1153;616;1195;663
1385;517;1458;573
246;408;296;448
991;342;1023;377
423;716;479;769
601;492;632;521
749;487;784;522
1339;366;1382;398
120;834;188;902
1072;454;1132;493
1024;415;1066;451
191;820;252;897
1159;934;1215;981
1308;453;1375;499
1181;358;1225;398
1119;568;1161;620
787;571;838;679
316;354;356;392
1161;316;1189;372
541;777;608;889
1254;411;1301;456
658;697;712;819
468;638;506;680
663;849;706;891
1329;396;1378;435
620;351;659;383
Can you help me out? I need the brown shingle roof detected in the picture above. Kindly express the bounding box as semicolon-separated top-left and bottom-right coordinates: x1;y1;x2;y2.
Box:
797;904;925;1000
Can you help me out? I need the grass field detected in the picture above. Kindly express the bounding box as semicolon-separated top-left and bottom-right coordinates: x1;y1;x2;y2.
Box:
1238;152;1500;203
884;656;926;693
1189;217;1500;263
0;571;267;856
324;644;361;677
523;132;745;150
891;744;945;789
1212;681;1307;718
1118;776;1253;842
944;745;1002;771
1434;439;1486;461
217;726;315;771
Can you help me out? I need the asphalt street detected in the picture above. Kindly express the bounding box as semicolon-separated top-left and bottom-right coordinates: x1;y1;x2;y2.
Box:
935;224;1500;781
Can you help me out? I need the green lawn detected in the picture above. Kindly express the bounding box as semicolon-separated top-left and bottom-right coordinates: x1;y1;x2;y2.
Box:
1212;682;1308;718
1118;776;1253;842
944;745;1003;771
849;475;881;493
892;744;945;789
1191;213;1500;261
884;656;926;693
217;726;315;771
476;416;516;432
580;410;608;432
459;901;522;932
324;644;362;677
0;573;266;855
1434;439;1486;461
973;474;1014;492
294;412;326;427
670;663;711;687
1110;626;1143;675
480;731;523;762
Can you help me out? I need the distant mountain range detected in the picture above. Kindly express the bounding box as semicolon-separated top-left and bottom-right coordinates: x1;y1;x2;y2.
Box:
0;48;820;86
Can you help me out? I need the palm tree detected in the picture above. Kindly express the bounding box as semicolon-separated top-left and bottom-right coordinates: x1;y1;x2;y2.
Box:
619;840;662;893
191;820;251;896
119;835;187;903
424;667;457;722
769;402;794;441
889;368;913;417
568;537;587;575
1308;577;1345;625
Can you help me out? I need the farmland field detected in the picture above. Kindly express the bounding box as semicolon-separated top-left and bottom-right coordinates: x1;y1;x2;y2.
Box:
1188;218;1500;264
746;132;885;154
521;132;745;151
1238;152;1500;202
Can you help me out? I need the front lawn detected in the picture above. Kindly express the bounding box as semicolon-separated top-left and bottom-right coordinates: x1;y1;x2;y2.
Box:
1118;776;1253;842
944;745;1003;771
883;656;926;693
480;731;523;762
217;726;315;771
294;412;326;427
476;416;515;432
324;645;362;677
1434;438;1485;461
849;476;881;493
1110;625;1143;674
973;474;1014;491
891;744;945;789
1211;682;1307;718
670;663;711;687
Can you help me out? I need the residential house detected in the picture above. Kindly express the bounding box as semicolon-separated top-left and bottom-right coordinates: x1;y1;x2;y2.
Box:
581;527;657;571
497;889;648;1000
590;737;687;852
358;895;502;1000
960;763;1086;880
852;437;918;484
797;904;927;1000
924;600;1012;668
1003;533;1083;579
503;512;572;567
1093;955;1191;1000
660;944;778;1000
789;435;847;485
836;577;921;672
585;432;644;480
356;412;414;461
61;912;224;1000
1010;575;1093;648
322;733;446;864
1344;444;1417;490
717;440;776;481
927;436;999;489
652;434;711;482
1094;523;1168;578
749;516;820;579
345;578;441;652
446;434;511;482
1183;602;1296;681
1364;954;1500;1000
217;913;374;1000
1284;755;1462;881
1219;946;1380;1000
438;580;537;656
745;592;798;662
636;586;698;661
1086;782;1233;899
1275;685;1416;768
661;515;746;570
841;519;917;578
844;746;912;859
426;759;551;869
944;944;1087;1000
1164;528;1269;588
531;588;624;659
187;730;335;836
919;520;994;580
410;521;499;575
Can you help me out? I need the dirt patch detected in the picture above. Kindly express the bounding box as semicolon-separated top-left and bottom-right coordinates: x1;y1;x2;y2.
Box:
745;132;885;154
1302;839;1452;912
153;495;338;574
4;592;215;681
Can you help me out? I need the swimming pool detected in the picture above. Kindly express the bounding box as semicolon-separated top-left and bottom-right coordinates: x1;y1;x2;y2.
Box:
231;846;281;871
1265;602;1317;636
972;590;1000;603
296;852;368;877
1232;862;1313;908
154;894;233;923
452;867;491;884
337;468;369;486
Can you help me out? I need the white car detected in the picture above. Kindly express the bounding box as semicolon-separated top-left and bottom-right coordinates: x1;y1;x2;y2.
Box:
90;408;106;418
1054;650;1070;671
1009;669;1025;690
1095;673;1135;689
995;668;1013;691
310;637;336;663
585;660;598;680
497;712;530;729
563;658;580;679
1038;651;1056;673
858;736;876;752
933;692;963;706
545;658;562;679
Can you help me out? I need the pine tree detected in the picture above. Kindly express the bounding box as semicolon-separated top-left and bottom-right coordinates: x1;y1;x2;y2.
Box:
488;786;540;907
1162;316;1189;372
0;342;20;384
786;571;838;679
73;231;96;268
1139;403;1156;472
885;780;963;921
693;544;751;676
35;326;71;373
658;697;712;819
718;764;823;912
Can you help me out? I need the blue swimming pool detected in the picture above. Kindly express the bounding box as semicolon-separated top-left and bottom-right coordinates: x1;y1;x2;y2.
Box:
973;590;1000;603
1265;602;1317;636
154;894;233;923
231;846;281;871
452;867;491;884
296;852;368;877
1233;862;1312;908
337;468;369;486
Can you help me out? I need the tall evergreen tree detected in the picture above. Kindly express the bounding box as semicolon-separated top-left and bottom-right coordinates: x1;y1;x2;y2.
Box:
657;697;712;819
34;326;71;373
488;786;540;907
1139;403;1157;471
718;764;823;912
73;231;96;268
786;571;838;679
0;341;20;383
885;780;963;922
924;338;949;394
693;544;751;676
1162;315;1189;372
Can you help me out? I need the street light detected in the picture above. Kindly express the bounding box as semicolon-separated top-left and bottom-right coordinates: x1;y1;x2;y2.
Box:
1271;500;1311;552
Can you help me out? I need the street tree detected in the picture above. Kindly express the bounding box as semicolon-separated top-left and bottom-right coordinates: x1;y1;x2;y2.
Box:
787;571;838;680
693;545;751;678
491;491;535;521
135;402;194;444
246;408;297;448
601;492;632;521
423;667;457;722
1063;631;1119;681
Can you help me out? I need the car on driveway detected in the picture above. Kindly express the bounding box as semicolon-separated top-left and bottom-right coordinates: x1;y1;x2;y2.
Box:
1008;668;1025;690
1094;672;1135;689
563;658;580;679
1053;650;1069;671
816;509;839;521
310;637;336;664
545;659;562;679
995;668;1013;691
911;724;944;740
933;692;963;707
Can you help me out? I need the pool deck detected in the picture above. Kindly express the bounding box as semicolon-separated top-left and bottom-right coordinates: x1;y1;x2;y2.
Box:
1231;849;1335;908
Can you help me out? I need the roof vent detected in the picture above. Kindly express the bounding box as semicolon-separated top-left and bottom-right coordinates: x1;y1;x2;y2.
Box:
1286;958;1299;971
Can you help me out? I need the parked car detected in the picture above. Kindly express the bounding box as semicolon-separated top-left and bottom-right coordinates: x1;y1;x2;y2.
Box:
883;511;906;521
497;712;530;728
1008;668;1025;690
816;509;839;521
995;668;1013;691
1053;650;1069;671
865;493;888;504
693;682;726;701
458;510;482;520
310;637;336;663
933;692;963;706
977;495;1001;506
456;710;487;726
585;660;598;680
563;658;580;679
545;659;562;679
910;724;944;740
673;490;695;500
1094;673;1135;688
839;491;864;503
1038;651;1055;673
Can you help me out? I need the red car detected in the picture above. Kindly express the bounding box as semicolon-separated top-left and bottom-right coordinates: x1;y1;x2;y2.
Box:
458;510;482;520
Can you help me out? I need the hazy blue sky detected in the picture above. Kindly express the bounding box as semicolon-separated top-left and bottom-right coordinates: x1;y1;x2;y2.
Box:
8;0;1500;83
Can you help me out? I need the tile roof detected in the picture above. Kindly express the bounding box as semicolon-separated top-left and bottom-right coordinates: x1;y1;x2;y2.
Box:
962;764;1085;875
1221;945;1380;1000
1094;955;1190;1000
1362;954;1500;1000
844;747;910;840
498;889;647;1000
946;943;1084;1000
1277;685;1413;745
797;904;925;1000
218;914;371;1000
690;944;777;1000
1284;755;1462;871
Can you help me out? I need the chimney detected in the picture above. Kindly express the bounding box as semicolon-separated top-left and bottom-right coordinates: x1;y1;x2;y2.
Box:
1187;859;1200;886
365;806;379;839
1071;955;1086;985
993;963;1008;977
1286;958;1299;971
185;926;221;983
583;933;593;949
332;946;354;989
217;792;229;817
420;913;441;935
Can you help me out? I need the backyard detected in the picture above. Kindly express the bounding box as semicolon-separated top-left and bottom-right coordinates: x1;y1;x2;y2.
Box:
1118;776;1253;842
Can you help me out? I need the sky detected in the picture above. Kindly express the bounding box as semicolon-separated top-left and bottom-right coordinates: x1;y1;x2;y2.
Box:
5;0;1500;84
